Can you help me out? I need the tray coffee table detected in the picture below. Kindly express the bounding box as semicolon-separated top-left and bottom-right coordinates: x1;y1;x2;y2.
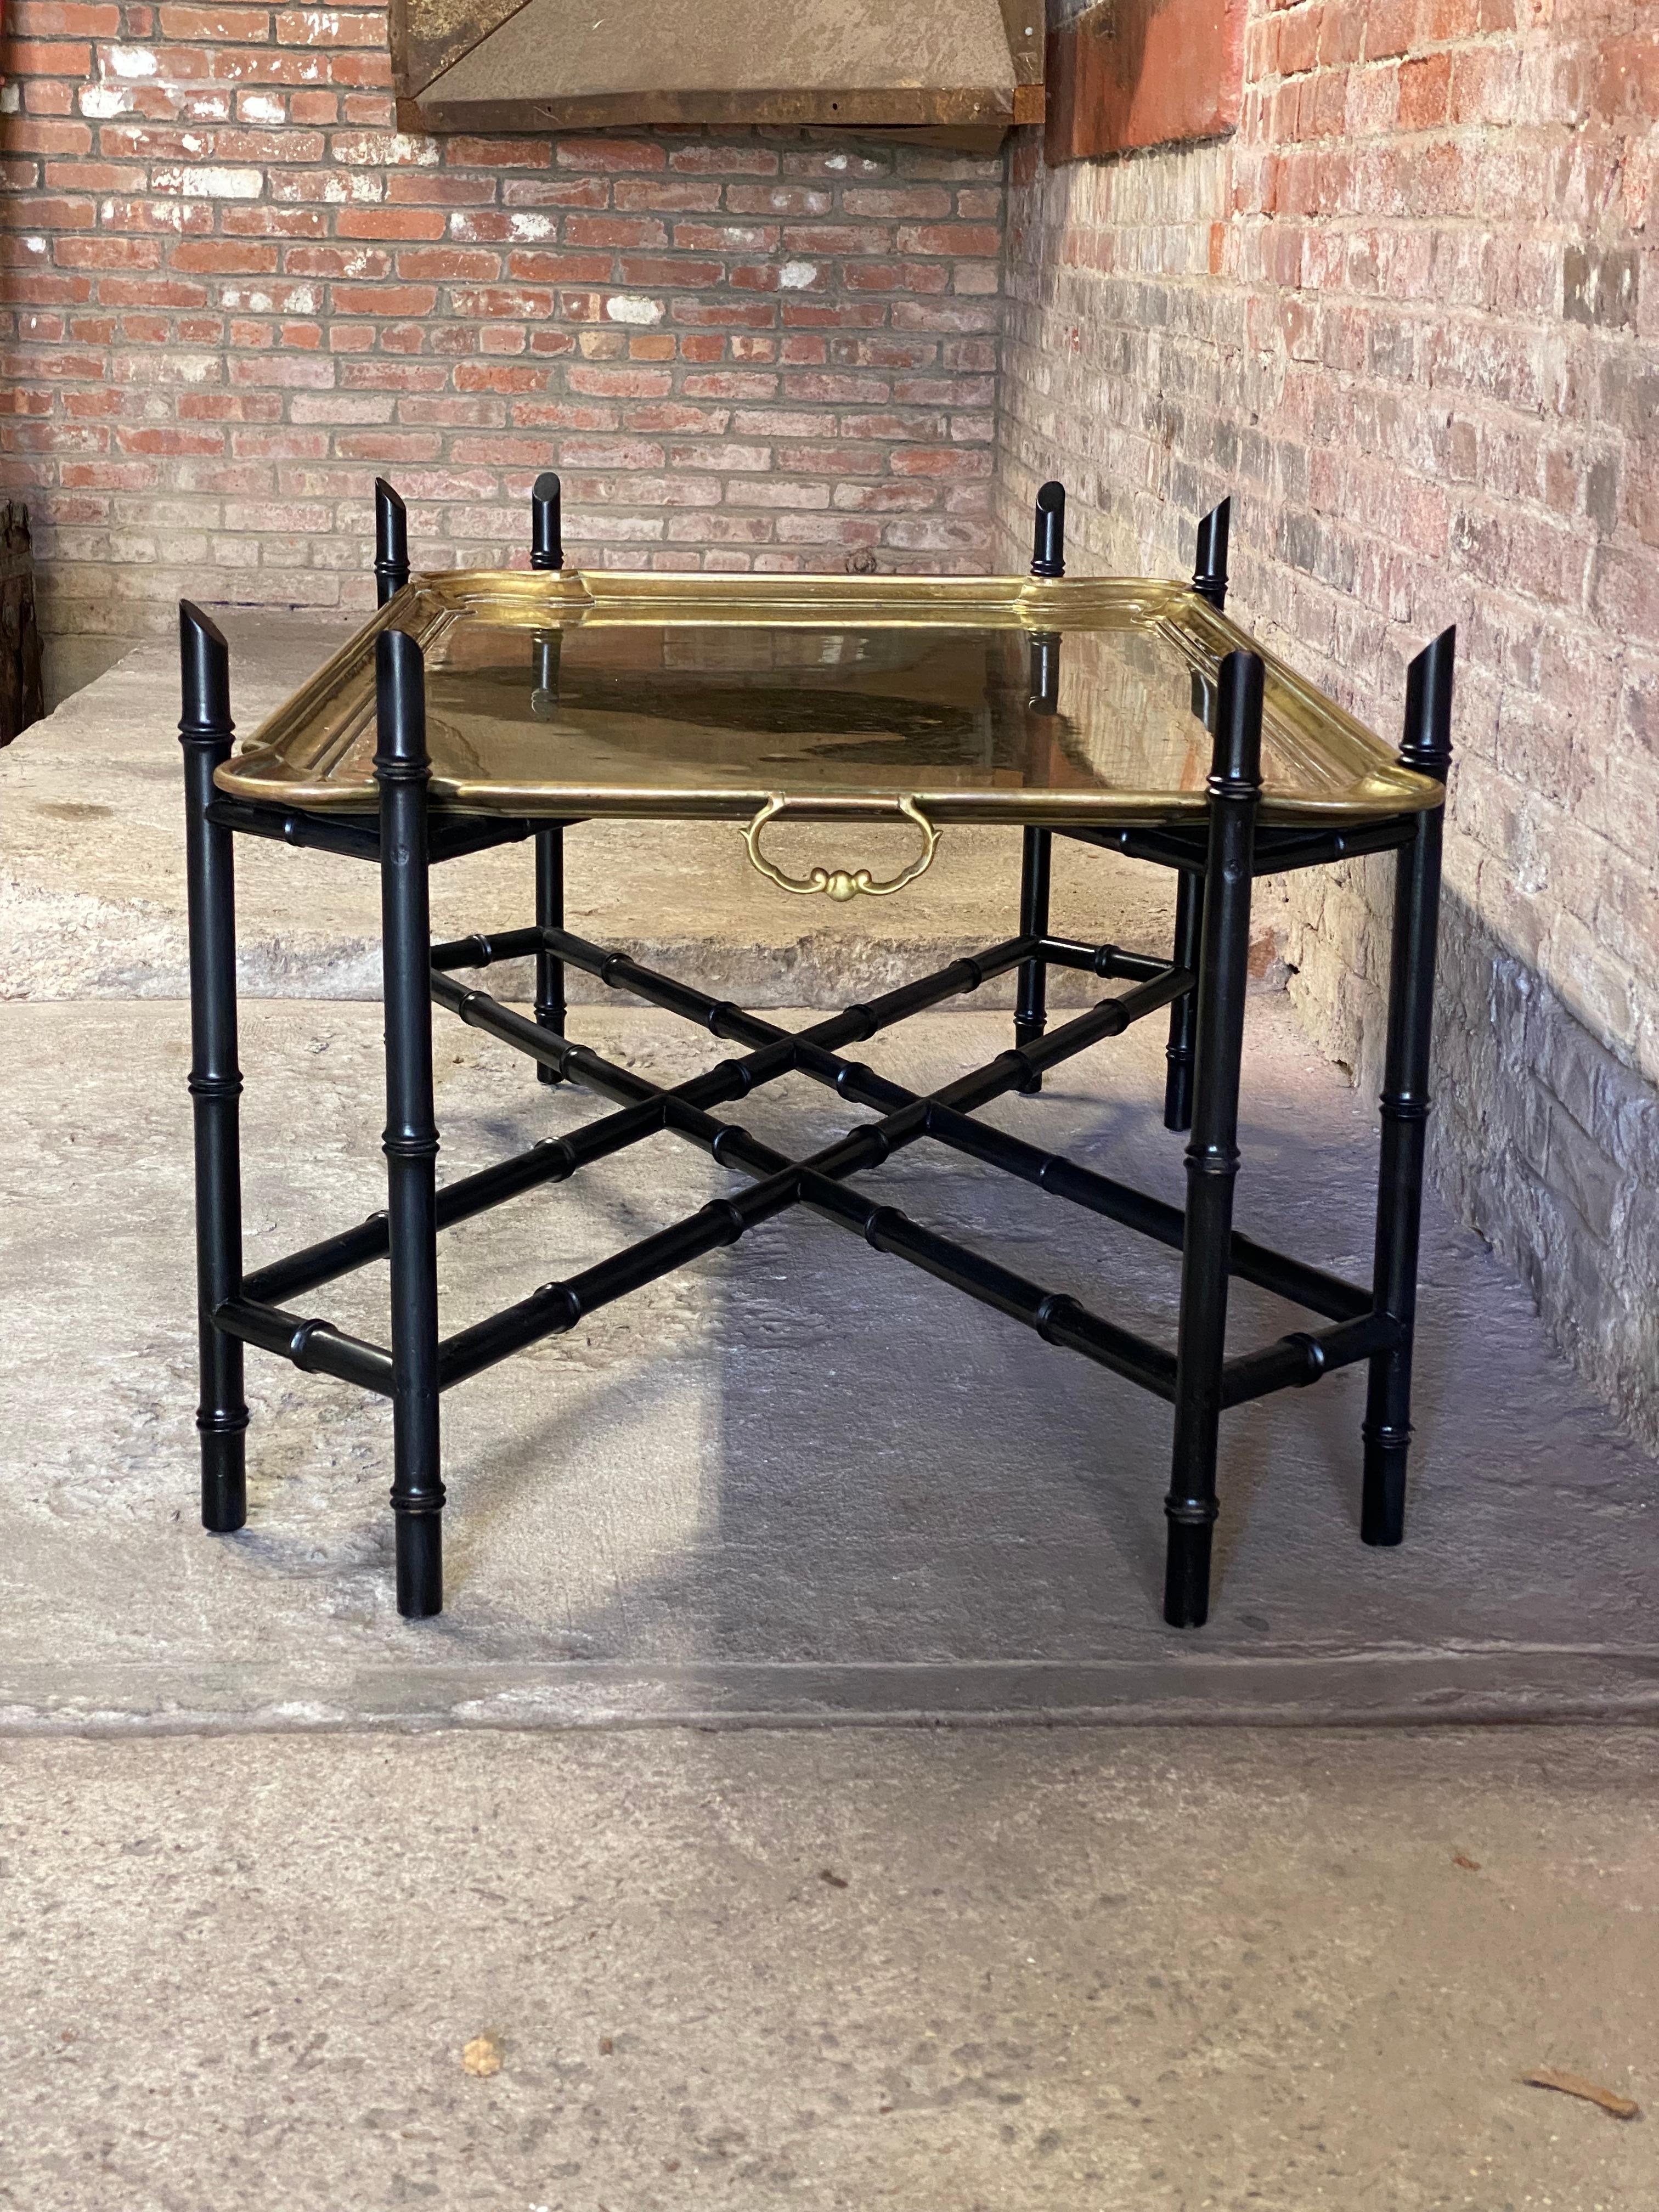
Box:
179;475;1453;1628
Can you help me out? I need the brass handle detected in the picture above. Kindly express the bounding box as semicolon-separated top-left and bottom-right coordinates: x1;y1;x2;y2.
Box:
742;794;940;902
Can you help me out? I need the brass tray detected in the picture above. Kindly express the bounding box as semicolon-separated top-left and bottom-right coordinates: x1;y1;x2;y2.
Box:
216;570;1442;829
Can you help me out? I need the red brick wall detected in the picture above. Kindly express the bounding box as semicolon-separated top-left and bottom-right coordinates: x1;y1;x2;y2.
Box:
0;3;1006;641
1000;0;1659;1443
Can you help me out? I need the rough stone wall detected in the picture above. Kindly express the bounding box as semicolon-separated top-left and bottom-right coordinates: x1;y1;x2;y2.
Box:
996;0;1659;1446
0;2;1005;640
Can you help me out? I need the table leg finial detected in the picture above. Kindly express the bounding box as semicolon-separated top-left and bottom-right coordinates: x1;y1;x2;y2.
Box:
1192;495;1231;610
374;477;409;606
1030;478;1066;580
531;471;563;573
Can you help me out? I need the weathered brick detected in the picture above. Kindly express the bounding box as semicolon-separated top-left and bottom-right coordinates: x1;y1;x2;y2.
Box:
566;365;673;399
281;244;387;277
781;223;890;256
1;37;93;70
669;143;775;175
171;238;280;272
844;187;952;219
893;223;1001;258
4;117;94;151
565;214;668;250
618;256;724;289
394;246;502;280
157;4;271;36
842;261;946;295
0;193;98;230
887;446;992;478
17;78;71;118
672;221;778;253
725;184;831;217
776;441;886;476
682;371;778;400
334;205;445;239
272;5;380;42
504;250;611;284
556;137;665;173
326;281;436;315
724;478;830;510
669;296;774;329
1398;52;1452;127
55;235;165;268
16;0;123;29
611;178;720;212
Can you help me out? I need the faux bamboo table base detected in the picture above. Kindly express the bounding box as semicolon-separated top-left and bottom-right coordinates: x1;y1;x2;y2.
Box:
179;478;1453;1629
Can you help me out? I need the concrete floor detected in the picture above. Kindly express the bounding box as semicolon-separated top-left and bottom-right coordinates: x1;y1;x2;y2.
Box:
4;1726;1656;2211
2;629;1656;2207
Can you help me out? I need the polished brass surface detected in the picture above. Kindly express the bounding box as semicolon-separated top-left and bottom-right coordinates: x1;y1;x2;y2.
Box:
743;792;940;901
216;569;1444;828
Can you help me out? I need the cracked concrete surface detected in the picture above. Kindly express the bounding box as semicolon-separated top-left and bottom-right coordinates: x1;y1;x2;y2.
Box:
4;1726;1657;2211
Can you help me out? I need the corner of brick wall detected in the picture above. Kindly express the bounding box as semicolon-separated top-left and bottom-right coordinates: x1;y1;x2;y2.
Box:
0;3;1008;639
994;0;1659;1449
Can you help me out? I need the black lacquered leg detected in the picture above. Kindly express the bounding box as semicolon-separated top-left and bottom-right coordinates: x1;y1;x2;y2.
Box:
1014;825;1052;1093
1165;648;1263;1628
528;471;567;1089
534;825;565;1086
376;628;445;1616
1162;871;1203;1131
1165;497;1231;1135
180;603;249;1534
1017;481;1065;1096
1362;628;1455;1547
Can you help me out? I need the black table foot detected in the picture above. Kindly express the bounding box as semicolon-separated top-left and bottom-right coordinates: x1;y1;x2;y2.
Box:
395;1510;443;1617
199;1417;247;1533
1163;1513;1215;1629
1360;1423;1409;1547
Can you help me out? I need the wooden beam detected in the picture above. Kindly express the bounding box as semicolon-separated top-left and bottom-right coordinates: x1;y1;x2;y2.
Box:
392;0;534;100
1046;0;1244;163
415;85;1022;133
1000;0;1046;87
404;0;1039;134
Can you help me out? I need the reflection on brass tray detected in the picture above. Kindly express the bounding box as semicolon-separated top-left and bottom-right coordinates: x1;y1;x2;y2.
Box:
215;568;1443;828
